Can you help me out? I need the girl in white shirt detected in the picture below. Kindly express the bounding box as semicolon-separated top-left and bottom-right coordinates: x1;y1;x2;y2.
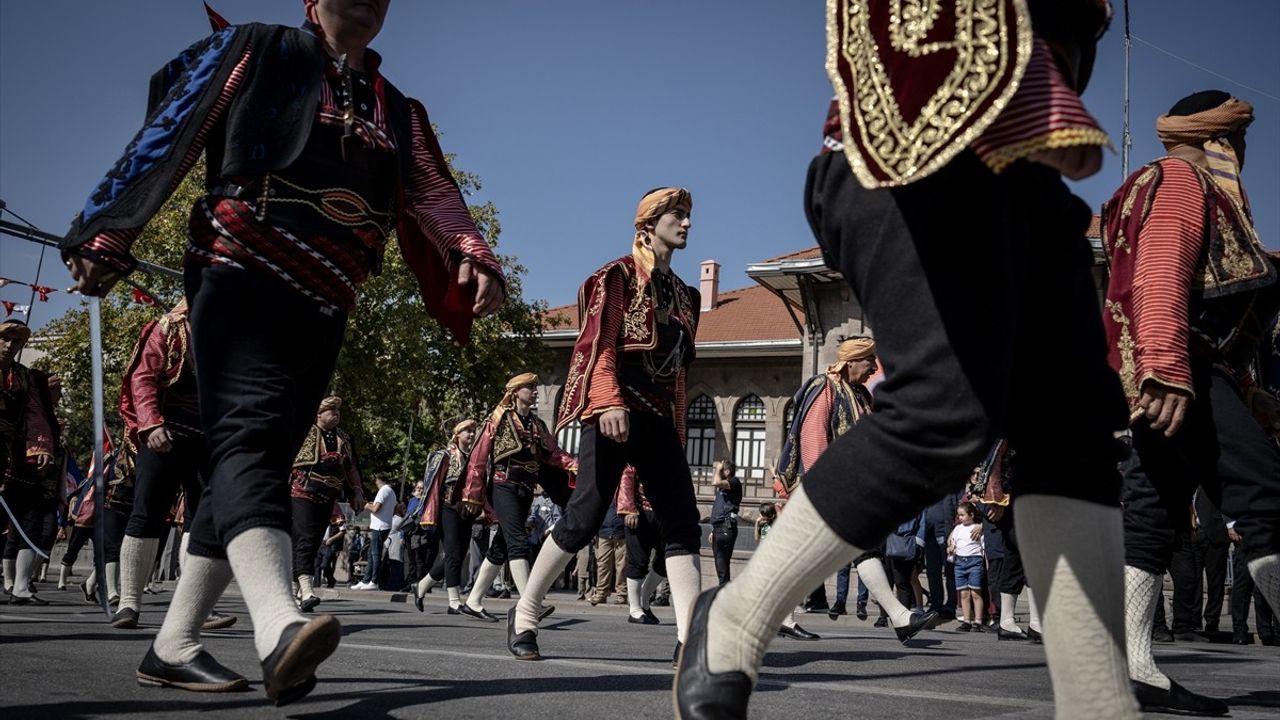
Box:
947;502;986;632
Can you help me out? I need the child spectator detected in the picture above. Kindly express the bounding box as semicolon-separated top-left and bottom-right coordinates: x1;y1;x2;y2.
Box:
948;502;986;632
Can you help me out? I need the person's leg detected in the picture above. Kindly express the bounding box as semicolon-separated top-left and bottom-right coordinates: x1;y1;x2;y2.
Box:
712;524;734;586
853;553;914;628
923;528;944;612
491;483;533;594
1230;547;1253;638
362;529;385;587
1202;540;1228;632
625;517;652;620
294;499;330;605
103;505;129;603
1168;529;1202;636
833;563;850;613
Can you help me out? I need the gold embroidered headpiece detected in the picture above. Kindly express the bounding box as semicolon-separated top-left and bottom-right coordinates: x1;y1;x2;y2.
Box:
632;187;692;276
826;337;875;374
318;396;342;414
505;372;539;391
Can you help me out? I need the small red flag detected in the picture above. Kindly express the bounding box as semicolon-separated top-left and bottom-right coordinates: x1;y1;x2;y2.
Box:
132;288;156;306
2;300;14;317
31;285;55;301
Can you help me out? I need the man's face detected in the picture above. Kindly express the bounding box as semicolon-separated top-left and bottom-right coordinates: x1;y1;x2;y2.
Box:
457;427;476;450
845;357;878;385
0;333;23;367
414;482;425;497
317;408;341;430
315;0;390;45
647;207;691;254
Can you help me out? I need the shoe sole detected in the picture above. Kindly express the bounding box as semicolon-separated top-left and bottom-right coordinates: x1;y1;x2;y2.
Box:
136;671;249;692
202;616;238;631
265;615;341;706
112;619;139;629
1138;703;1228;717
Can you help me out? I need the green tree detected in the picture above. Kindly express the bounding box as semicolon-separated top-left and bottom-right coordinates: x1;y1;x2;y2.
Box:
36;153;553;499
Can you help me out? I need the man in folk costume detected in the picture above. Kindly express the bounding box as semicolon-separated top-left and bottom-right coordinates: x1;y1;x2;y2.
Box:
617;464;666;626
676;2;1142;718
290;396;365;613
60;0;505;702
775;337;937;643
455;373;576;622
506;187;704;666
112;300;231;630
0;320;58;605
410;417;477;613
1102;90;1280;716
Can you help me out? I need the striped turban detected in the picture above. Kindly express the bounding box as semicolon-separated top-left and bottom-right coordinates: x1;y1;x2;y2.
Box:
493;372;539;422
826;337;875;374
632;187;692;274
1156;93;1254;206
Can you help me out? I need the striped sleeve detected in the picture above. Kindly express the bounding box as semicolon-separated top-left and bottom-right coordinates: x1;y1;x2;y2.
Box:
1132;160;1205;397
582;270;628;420
77;43;254;273
799;383;833;471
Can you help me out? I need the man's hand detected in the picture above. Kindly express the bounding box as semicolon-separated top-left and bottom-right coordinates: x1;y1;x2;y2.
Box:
1138;381;1192;437
63;252;123;298
598;409;629;443
351;497;366;514
459;502;481;520
984;505;1005;523
32;454;52;471
624;514;638;530
143;425;174;453
1228;527;1242;544
1029;145;1103;181
970;524;983;541
459;259;505;318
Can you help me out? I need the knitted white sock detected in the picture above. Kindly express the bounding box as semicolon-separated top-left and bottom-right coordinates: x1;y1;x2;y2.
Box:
1123;565;1168;690
1028;587;1042;632
226;528;308;660
466;559;502;611
1000;592;1021;632
706;487;858;680
2;558;14;594
298;573;315;600
1247;554;1280;616
666;553;702;643
509;558;531;597
641;570;663;611
153;552;232;663
58;563;70;589
106;561;120;602
179;533;190;574
1015;495;1139;719
13;549;35;597
417;573;438;598
514;536;573;633
855;556;912;627
447;585;462;609
118;536;160;612
627;577;645;618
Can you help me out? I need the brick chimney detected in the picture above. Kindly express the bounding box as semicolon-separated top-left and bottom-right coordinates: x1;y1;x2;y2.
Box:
699;260;720;312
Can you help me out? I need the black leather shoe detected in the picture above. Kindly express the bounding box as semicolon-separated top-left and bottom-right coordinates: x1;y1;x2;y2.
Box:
202;611;237;631
414;592;425;612
111;607;140;628
10;593;49;606
261;615;341;706
855;604;868;621
873;616;888;628
895;610;939;644
540;605;556;621
459;603;499;623
299;596;321;613
643;608;661;624
673;588;753;720
1152;625;1175;643
971;621;987;633
630;612;660;625
1174;630;1212;643
957;622;972;632
996;626;1028;641
136;644;249;692
1132;679;1228;716
447;605;462;615
672;641;682;669
778;624;820;641
81;579;97;603
1231;629;1251;645
827;603;846;621
507;606;541;660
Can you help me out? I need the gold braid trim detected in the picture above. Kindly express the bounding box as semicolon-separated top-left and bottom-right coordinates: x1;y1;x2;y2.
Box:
979;127;1113;174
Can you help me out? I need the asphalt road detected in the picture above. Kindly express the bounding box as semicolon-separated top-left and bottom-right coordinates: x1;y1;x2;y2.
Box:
2;582;1278;719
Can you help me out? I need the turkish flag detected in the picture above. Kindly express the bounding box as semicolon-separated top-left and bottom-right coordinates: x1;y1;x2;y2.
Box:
132;288;156;306
2;300;15;317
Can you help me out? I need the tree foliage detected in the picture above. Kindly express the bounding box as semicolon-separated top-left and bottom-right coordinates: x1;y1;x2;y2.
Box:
35;152;552;498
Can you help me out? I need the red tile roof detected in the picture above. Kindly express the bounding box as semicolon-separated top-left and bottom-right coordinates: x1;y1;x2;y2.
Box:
1086;214;1101;239
761;247;823;263
541;284;802;343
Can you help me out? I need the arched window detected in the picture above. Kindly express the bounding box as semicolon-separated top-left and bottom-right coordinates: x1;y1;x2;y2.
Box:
685;394;717;477
733;395;767;481
783;399;796;436
555;388;582;454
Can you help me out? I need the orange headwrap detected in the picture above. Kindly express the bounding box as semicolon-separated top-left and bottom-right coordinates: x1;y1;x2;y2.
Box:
1155;97;1254;207
632;187;692;276
492;373;539;423
826;337;876;374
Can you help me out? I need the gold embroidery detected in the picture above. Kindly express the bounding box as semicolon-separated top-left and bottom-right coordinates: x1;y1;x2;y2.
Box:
1121;166;1159;219
623;273;652;343
888;0;943;55
827;0;1032;188
1105;300;1140;409
491;412;523;462
1216;208;1256;279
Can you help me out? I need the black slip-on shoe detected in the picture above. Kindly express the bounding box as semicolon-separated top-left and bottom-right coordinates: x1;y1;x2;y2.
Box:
873;616;888;628
507;606;541;660
855;604;868;621
447;605;462;615
672;588;752;720
1132;679;1228;716
672;641;682;670
414;593;425;613
1173;631;1212;643
299;596;321;614
136;644;249;692
895;610;939;644
81;579;97;603
202;611;237;631
996;626;1028;641
778;624;821;641
1152;626;1175;643
459;603;500;623
111;607;140;628
630;612;661;625
539;604;556;621
643;608;661;625
1027;627;1043;644
260;615;341;707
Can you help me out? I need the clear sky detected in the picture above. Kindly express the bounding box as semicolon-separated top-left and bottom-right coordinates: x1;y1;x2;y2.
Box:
2;1;1278;329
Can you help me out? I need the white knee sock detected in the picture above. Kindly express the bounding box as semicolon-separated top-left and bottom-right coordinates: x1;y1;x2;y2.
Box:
226;528;307;661
13;549;35;597
178;533;190;575
447;585;462;609
641;570;663;611
514;536;573;633
118;536;161;612
1123;565;1167;689
58;563;70;589
106;561;120;602
666;553;702;643
1028;587;1042;632
509;558;531;596
153;552;232;663
1015;496;1139;720
2;558;14;593
86;568;98;594
1247;554;1280;616
627;576;645;618
417;573;438;598
298;573;315;599
780;610;798;630
466;559;502;611
855;557;912;627
1000;592;1021;632
706;486;858;680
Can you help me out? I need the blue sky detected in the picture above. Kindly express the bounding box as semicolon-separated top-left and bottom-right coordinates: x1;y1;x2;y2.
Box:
2;1;1277;328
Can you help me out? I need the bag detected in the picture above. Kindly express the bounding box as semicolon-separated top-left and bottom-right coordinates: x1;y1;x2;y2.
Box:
884;514;921;561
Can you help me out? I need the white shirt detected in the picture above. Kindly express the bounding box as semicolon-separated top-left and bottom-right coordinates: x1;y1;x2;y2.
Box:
949;523;984;558
369;484;397;530
387;515;404;558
